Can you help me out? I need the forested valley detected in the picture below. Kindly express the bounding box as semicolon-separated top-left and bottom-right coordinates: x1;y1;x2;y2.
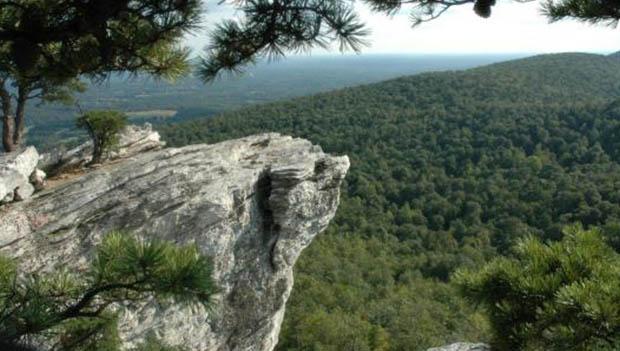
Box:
159;53;620;350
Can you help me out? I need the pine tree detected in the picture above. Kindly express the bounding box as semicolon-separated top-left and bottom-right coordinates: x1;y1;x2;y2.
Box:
76;111;128;165
455;225;620;350
197;0;620;81
0;0;201;152
0;231;217;350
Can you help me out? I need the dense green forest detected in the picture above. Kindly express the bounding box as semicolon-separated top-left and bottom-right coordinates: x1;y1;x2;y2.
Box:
24;55;518;150
159;53;620;350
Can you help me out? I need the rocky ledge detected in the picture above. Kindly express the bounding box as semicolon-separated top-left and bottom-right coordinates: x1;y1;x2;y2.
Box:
38;123;165;175
0;133;349;351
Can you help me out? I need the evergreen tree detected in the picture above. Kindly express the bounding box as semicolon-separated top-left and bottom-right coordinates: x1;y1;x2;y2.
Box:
76;110;128;165
0;231;217;350
0;0;201;152
543;0;620;25
198;0;620;80
455;225;620;351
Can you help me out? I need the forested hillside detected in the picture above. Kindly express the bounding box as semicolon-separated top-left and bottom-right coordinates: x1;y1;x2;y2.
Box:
160;53;620;350
27;55;516;150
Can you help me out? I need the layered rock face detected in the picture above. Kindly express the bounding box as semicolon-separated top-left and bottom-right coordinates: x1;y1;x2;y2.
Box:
0;133;349;351
38;123;165;174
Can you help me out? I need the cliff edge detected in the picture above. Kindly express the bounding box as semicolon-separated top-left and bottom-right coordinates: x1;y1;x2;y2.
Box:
0;133;349;351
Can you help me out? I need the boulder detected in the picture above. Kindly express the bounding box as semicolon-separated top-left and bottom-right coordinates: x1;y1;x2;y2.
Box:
0;146;39;176
29;169;47;191
2;190;14;203
0;146;39;201
14;182;35;201
0;168;28;202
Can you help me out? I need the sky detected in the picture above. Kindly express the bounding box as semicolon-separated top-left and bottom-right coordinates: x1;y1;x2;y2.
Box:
186;0;620;56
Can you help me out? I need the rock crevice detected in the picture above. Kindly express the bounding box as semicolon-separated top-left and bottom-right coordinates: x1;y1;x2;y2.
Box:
0;133;349;351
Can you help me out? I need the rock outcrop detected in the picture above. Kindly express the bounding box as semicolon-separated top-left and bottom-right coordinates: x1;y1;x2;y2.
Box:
0;133;349;351
427;343;490;351
0;146;45;204
38;123;165;174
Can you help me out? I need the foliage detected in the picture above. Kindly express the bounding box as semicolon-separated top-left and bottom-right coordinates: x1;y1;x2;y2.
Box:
0;231;216;350
159;53;620;350
0;0;200;151
76;110;127;164
277;234;490;351
197;0;620;80
199;0;369;80
543;0;620;25
0;0;199;81
455;226;620;351
57;314;121;351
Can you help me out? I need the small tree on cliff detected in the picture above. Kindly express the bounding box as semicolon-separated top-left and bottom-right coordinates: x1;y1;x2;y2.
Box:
0;231;217;350
76;110;128;165
0;0;201;152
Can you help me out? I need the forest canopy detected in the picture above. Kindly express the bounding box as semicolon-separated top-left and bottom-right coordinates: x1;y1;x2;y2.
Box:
160;52;620;350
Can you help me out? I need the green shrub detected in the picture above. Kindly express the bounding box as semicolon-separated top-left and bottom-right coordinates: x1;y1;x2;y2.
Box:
76;110;127;164
455;226;620;351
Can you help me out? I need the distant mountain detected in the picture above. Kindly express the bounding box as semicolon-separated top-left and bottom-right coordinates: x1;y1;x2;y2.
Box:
26;54;520;150
608;51;620;59
160;52;620;350
467;53;620;99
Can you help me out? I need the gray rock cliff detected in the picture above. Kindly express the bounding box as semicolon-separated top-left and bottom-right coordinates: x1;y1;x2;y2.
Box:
0;133;349;351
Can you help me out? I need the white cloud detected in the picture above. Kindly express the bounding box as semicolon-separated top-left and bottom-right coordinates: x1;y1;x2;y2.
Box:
186;1;620;55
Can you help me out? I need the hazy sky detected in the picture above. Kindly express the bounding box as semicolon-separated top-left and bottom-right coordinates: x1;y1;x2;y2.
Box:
186;1;620;56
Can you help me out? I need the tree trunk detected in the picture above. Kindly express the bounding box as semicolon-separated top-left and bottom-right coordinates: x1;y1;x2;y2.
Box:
90;132;102;165
0;82;15;153
13;85;28;147
83;120;102;165
2;113;15;153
